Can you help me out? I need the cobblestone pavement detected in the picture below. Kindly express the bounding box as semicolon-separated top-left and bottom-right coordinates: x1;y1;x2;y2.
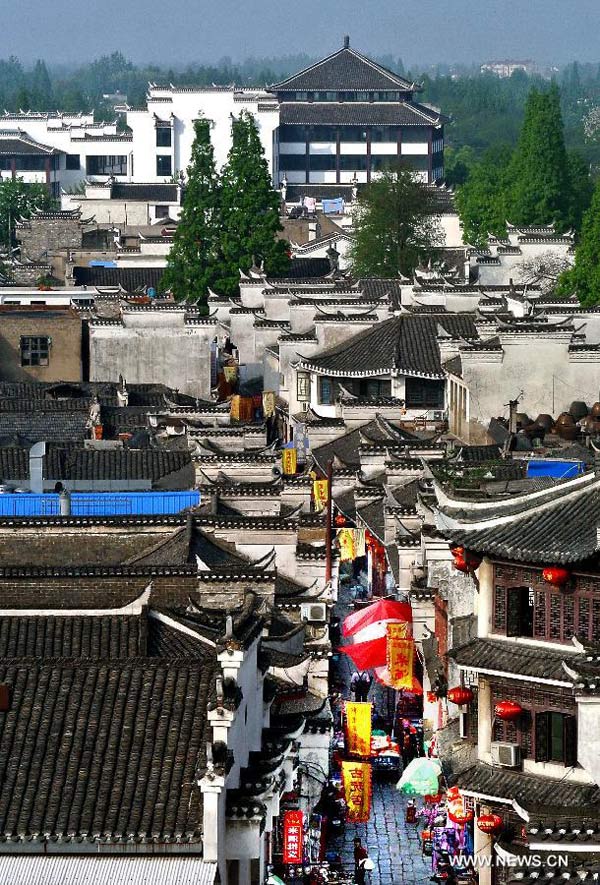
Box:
328;577;433;884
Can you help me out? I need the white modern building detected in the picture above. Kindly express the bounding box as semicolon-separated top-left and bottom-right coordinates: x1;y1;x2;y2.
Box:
1;40;446;202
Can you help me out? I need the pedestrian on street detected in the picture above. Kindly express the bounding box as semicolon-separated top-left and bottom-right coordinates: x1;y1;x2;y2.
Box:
352;670;371;702
353;837;369;884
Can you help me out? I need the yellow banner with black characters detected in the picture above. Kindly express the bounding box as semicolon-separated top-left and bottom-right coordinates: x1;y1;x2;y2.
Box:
386;625;415;689
313;479;328;512
345;701;372;758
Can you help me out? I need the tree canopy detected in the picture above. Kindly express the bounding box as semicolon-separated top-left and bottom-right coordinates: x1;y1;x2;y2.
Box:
161;118;221;303
162;112;288;302
0;178;53;248
557;177;600;306
214;111;289;296
454;85;592;244
349;166;443;278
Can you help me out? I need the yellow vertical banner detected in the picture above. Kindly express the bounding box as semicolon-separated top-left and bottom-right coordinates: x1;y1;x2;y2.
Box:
313;479;328;512
262;390;275;417
354;528;366;558
337;528;357;561
341;760;372;823
386;624;415;689
282;447;297;475
345;701;372;758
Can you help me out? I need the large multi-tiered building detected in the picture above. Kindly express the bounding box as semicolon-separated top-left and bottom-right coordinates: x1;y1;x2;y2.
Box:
0;39;446;196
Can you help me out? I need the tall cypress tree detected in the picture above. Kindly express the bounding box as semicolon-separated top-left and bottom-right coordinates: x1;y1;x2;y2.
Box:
215;111;289;296
507;85;571;230
161;118;221;304
557;177;600;306
31;60;53;110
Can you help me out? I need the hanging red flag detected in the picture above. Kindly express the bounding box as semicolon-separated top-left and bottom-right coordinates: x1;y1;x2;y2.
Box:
343;599;413;637
283;809;304;864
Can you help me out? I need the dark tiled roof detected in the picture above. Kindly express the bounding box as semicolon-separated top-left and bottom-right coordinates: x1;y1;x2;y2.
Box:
287;257;331;278
446;479;600;564
357;497;385;542
0;615;146;658
0;134;56;155
73;266;164;291
280;101;442;127
456;762;600;809
271;46;416;92
0;658;213;842
449;637;571;683
0;411;89;445
455;444;502;463
299;314;477;378
110;183;179;202
64;449;193;484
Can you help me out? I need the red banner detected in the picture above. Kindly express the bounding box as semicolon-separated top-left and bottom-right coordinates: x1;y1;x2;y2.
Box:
345;701;372;757
283;809;304;864
341;760;372;823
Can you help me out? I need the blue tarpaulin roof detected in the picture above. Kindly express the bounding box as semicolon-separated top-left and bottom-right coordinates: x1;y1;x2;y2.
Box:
0;491;199;517
525;459;583;479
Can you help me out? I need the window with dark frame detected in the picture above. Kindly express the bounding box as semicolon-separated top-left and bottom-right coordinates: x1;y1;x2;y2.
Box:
535;711;577;765
86;155;127;176
156;128;172;147
66;154;80;170
20;336;50;367
318;376;335;405
154;205;170;219
156;155;172;177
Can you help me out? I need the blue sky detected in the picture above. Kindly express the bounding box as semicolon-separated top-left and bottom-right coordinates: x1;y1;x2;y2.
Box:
4;0;600;66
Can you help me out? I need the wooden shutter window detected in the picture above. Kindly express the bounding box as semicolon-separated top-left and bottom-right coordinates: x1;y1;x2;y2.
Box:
493;586;506;632
535;711;550;762
563;715;577;767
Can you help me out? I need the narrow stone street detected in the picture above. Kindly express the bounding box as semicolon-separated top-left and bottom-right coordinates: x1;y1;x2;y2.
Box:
328;579;434;884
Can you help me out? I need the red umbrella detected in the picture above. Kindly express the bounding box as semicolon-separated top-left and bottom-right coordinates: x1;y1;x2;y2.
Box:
338;636;387;669
343;598;413;637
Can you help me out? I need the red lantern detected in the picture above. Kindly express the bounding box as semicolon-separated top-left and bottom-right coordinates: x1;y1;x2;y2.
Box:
426;691;437;703
451;546;482;573
494;700;523;721
446;786;460;802
422;829;432;841
424;794;442;805
542;567;570;587
448;807;474;826
447;686;474;706
477;814;503;834
334;513;346;527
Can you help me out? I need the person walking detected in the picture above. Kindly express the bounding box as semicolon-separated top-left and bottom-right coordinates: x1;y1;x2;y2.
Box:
353;837;369;884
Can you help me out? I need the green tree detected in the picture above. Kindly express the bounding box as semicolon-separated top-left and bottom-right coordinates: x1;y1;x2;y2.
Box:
161;118;221;304
507;85;572;229
0;178;53;247
557;177;600;306
349;165;443;278
444;145;476;187
454;145;512;246
14;86;30;111
215;111;289;295
566;151;593;230
30;60;53;109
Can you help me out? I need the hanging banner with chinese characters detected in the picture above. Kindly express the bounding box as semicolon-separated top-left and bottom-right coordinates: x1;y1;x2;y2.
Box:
223;365;237;383
354;528;366;558
281;446;297;475
337;528;357;562
345;701;372;758
386;625;415;689
341;760;372;823
294;422;310;460
313;479;329;513
283;809;304;864
262;390;275;417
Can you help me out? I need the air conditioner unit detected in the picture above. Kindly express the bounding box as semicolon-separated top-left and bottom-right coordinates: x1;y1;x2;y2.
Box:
491;741;521;768
301;602;327;623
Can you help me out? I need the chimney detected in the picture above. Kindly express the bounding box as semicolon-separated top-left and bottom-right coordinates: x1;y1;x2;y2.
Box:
59;489;71;516
343;35;350;49
29;441;46;494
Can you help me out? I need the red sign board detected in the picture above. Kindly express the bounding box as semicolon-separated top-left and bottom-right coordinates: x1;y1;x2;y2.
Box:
283;810;304;864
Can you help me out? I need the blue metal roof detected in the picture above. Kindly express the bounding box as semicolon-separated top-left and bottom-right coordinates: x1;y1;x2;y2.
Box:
0;491;199;517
